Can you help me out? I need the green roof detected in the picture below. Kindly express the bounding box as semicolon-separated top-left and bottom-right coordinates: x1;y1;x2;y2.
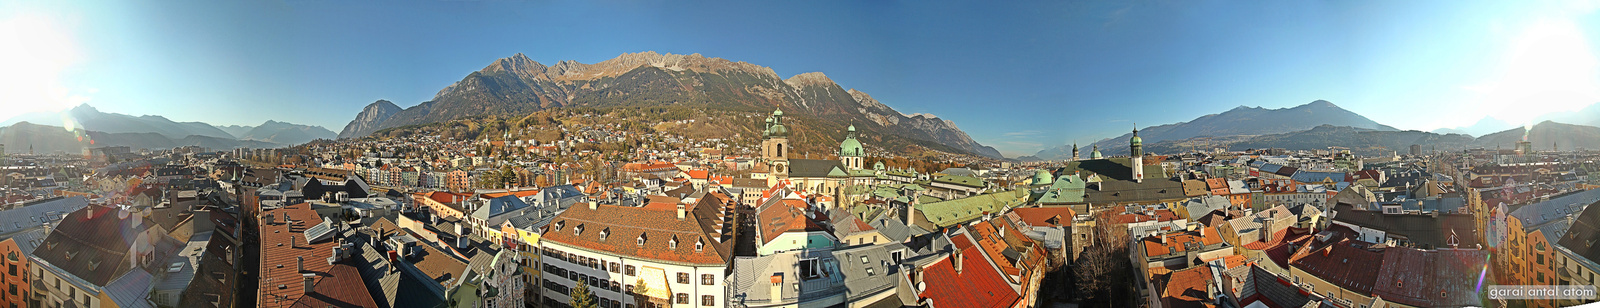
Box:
1036;173;1087;204
913;189;1028;228
932;175;987;188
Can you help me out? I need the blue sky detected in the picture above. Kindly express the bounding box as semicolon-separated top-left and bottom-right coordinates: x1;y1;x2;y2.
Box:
3;1;1599;157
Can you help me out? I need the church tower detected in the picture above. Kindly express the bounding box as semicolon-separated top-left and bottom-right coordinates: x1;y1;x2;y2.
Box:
762;109;791;185
1071;142;1079;161
1130;126;1144;183
839;124;865;170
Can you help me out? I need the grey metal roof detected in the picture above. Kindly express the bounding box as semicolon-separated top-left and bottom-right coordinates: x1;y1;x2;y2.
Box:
727;245;899;307
0;196;88;236
104;269;155;308
154;232;210;292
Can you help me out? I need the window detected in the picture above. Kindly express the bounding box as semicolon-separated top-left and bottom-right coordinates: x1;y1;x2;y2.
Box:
799;259;820;279
677;293;689;304
702;295;715;306
677;272;690;284
610;262;620;273
1539;254;1546;265
701;274;714;285
626;265;636;276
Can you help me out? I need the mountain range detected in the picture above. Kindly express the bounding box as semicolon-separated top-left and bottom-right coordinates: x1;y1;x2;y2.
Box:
0;121;279;155
338;52;1004;158
1132;120;1600;157
2;104;236;140
1032;100;1396;160
223;120;338;145
0;104;336;151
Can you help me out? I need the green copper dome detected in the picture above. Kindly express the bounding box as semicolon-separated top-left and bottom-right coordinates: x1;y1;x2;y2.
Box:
773;109;784;116
1032;169;1054;186
840;138;864;157
769;124;788;137
1090;145;1103;159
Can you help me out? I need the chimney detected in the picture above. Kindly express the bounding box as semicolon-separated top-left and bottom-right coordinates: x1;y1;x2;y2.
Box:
952;249;964;274
1161;233;1169;244
677;202;687;220
296;256;305;273
589;201;597;210
302;273;316;294
1200;227;1207;237
770;273;784;301
386;250;398;272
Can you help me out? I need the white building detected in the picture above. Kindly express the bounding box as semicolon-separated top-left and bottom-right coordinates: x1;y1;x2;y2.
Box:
538;192;739;308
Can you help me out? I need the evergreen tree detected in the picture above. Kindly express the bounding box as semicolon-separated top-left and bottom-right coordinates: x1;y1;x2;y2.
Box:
570;282;599;308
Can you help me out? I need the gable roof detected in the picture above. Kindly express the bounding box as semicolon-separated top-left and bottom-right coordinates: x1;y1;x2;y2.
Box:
542;193;735;266
1288;239;1384;295
919;235;1021;308
33;205;180;287
789;159;846;178
1370;247;1488;307
914;190;1027;228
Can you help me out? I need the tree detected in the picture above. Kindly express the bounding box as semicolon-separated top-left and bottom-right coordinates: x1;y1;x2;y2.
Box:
633;278;652;308
1072;211;1135;307
570;282;599;308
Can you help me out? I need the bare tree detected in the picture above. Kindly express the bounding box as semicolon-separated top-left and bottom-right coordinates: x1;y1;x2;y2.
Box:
1072;211;1134;307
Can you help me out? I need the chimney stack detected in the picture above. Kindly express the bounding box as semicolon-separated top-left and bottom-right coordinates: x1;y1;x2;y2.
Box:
296;256;305;273
302;273;316;294
677;202;687;220
770;273;784;302
952;249;964;274
589;201;598;210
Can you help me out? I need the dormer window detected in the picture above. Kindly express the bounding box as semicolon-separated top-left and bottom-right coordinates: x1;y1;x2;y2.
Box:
637;234;647;246
669;236;679;249
574;224;584;236
695;240;704;252
599;228;610;241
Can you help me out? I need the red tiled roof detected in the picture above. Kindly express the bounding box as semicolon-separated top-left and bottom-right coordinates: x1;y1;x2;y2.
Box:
1158;265;1218;308
969;222;1023;277
259;202;338;308
542;194;734;265
757;198;826;244
920;235;1021;308
1010;207;1076;228
289;264;379;308
421;191;471;205
1287;239;1384;295
686;170;710;180
1142;227;1224;257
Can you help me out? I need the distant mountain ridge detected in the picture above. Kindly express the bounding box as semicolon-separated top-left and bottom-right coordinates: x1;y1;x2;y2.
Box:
0;121;278;154
1032;100;1396;159
1134;120;1600;157
339;52;1003;158
1;104;236;140
237;120;336;145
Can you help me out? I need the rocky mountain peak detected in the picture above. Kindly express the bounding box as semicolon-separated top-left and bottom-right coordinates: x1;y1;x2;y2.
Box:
784;72;836;88
483;53;549;79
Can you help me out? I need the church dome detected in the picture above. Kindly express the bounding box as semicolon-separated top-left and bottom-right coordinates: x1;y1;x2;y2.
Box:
840;138;864;157
773;109;784;117
1090;145;1104;160
769;124;788;137
1032;169;1054;186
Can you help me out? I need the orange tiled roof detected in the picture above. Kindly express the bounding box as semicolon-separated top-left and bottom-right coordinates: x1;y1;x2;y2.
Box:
258;202;338;308
757;198;826;244
1142;227;1224;257
541;194;734;265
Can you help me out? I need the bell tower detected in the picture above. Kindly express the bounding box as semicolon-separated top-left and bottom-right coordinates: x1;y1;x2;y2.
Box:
762;109;790;185
1130;126;1144;183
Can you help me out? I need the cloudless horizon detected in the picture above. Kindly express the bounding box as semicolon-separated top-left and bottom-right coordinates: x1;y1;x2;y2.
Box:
4;0;1600;157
